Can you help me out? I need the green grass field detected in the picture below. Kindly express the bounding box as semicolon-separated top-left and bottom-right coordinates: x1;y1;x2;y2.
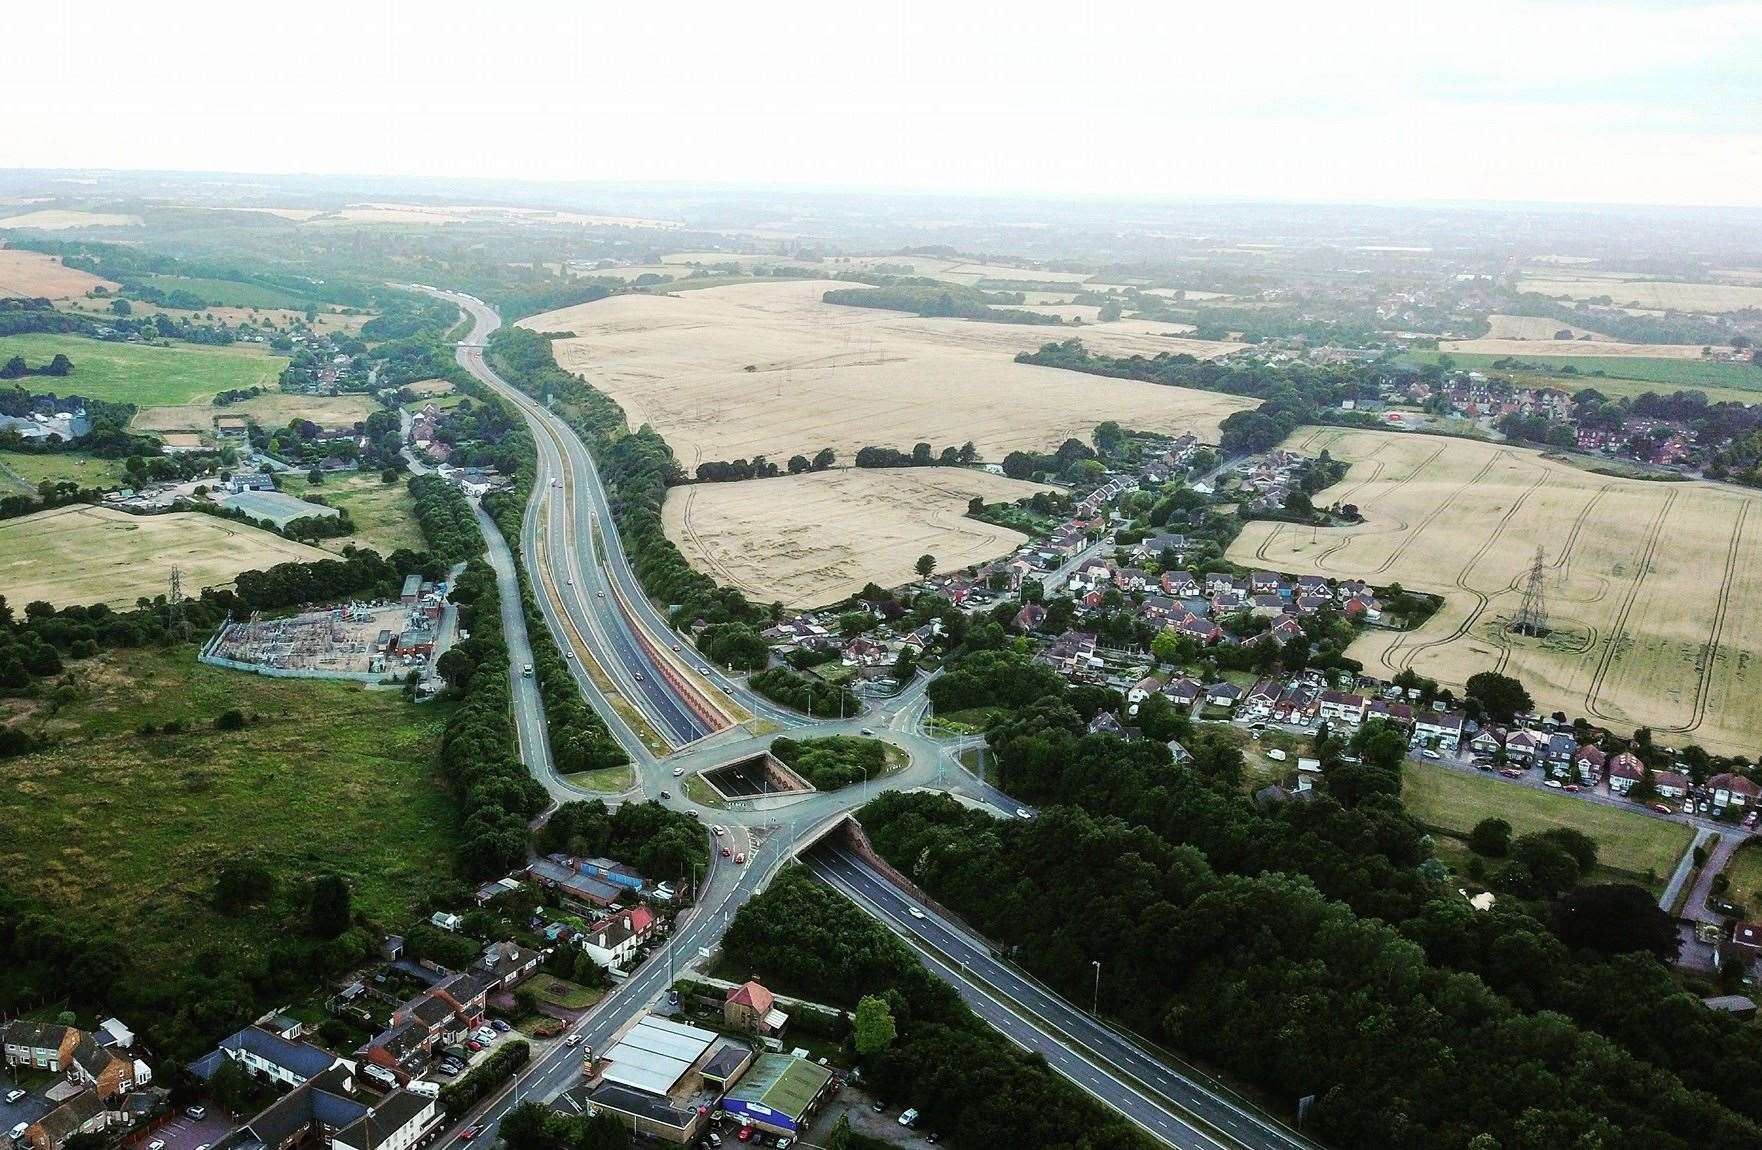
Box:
140;273;316;310
0;450;129;495
1721;840;1762;916
531;975;604;1010
281;472;425;556
0;645;459;976
1409;349;1762;394
0;333;288;406
1403;762;1693;885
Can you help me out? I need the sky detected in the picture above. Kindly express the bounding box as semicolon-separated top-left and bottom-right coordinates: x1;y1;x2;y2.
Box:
5;0;1760;206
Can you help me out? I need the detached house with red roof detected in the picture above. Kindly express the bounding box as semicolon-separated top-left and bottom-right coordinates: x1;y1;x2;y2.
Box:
724;980;789;1037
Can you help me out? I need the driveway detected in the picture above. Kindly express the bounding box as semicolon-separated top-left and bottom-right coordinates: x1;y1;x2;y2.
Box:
822;1087;940;1148
0;1074;52;1141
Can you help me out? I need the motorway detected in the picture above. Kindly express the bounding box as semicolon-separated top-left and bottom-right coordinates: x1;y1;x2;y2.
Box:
806;845;1320;1150
408;289;1318;1149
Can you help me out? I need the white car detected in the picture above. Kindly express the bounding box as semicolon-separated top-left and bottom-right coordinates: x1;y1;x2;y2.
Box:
672;767;685;777
907;907;926;920
1015;808;1033;820
712;825;725;837
3;1090;24;1104
1544;779;1563;789
564;1034;582;1047
1420;749;1441;760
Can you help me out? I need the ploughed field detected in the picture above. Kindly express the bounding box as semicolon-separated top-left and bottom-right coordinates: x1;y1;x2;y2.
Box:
662;466;1048;607
1229;428;1762;754
518;279;1250;467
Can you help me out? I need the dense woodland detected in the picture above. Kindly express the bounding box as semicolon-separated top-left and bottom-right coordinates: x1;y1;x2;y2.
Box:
855;647;1762;1148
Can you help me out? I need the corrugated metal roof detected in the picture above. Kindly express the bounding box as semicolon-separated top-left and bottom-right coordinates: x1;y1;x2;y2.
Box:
598;1016;718;1097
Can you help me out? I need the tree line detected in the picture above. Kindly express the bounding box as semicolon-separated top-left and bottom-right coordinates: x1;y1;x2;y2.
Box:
854;441;977;469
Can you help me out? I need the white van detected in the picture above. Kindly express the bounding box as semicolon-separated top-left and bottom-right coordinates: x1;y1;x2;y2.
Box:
406;1080;441;1099
363;1064;399;1089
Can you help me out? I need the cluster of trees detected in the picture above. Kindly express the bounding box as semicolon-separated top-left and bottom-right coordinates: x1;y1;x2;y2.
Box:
722;867;1158;1150
0;296;102;338
496;1101;629;1150
999;436;1095;481
696;621;770;670
408;474;481;566
854;441;977;469
535;799;708;884
695;447;839;481
0;351;73;379
433;559;552;877
769;735;888;790
855;641;1762;1144
749;666;858;717
822;284;1061;325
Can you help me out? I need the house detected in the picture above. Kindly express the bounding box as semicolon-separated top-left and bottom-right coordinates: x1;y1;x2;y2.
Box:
477;941;542;990
580;906;657;970
1126;676;1161;706
527;856;622;909
1574;745;1606;785
1503;729;1546;762
1317;691;1365;727
1608;752;1645;795
474;876;523;906
1412;711;1463;752
1709;772;1762;811
1365;699;1414;729
1240;679;1281;721
1468;727;1505;757
193;1025;346;1089
22;1091;109;1150
724;981;789;1036
234;1065;369;1150
64;1031;143;1098
1204;682;1243;709
331;1089;442;1150
2;1021;72;1071
1162;677;1202;706
1161;570;1202;598
1011;604;1047;632
1087;711;1128;737
1654;770;1691;800
1249;570;1282;594
428;911;461;932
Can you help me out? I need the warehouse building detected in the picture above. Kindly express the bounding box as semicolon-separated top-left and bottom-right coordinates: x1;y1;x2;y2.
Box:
719;1054;833;1137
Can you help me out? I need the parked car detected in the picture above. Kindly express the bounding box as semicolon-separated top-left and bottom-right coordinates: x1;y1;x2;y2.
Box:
736;1126;754;1143
491;1019;511;1033
1652;803;1674;814
734;852;747;865
898;1108;920;1128
186;1107;207;1121
672;767;685;777
3;1089;24;1105
1015;807;1033;820
467;1040;483;1052
721;846;732;858
434;1063;457;1077
1563;784;1580;792
1544;780;1563;789
860;728;874;736
713;825;725;836
1420;749;1441;760
871;1102;886;1114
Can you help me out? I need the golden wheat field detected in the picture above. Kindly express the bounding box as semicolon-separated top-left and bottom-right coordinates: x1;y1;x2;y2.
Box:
1516;276;1762;313
1440;337;1716;360
1481;314;1610;341
662;467;1048;607
520;279;1249;466
0;209;142;230
0;506;330;607
1228;428;1762;754
0;247;117;298
129;392;380;438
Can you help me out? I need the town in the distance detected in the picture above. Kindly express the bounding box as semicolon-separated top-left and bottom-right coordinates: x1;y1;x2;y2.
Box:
7;15;1762;1150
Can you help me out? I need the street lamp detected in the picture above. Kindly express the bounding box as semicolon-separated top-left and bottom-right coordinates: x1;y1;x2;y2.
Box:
1091;960;1102;1014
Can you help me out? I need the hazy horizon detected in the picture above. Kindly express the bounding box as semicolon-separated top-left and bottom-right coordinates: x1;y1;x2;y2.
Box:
6;0;1759;209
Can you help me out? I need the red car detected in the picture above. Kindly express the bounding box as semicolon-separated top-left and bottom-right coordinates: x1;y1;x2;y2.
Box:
467;1040;483;1052
721;846;732;858
734;852;747;865
737;1126;755;1143
461;1127;482;1142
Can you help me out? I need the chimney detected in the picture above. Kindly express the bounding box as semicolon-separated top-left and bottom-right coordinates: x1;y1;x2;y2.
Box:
622;916;632;931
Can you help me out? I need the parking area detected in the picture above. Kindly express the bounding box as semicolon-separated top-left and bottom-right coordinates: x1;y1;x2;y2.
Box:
0;1074;52;1142
820;1087;940;1148
138;1108;236;1150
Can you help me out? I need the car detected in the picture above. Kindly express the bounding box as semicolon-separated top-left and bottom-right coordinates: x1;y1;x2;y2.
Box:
687;810;701;821
1420;749;1441;760
713;825;725;836
434;1063;457;1077
907;907;926;920
564;1034;582;1047
461;1127;482;1142
194;1144;210;1150
147;1141;165;1150
700;666;710;674
706;1135;722;1148
660;789;671;799
598;590;605;598
1652;803;1674;814
721;846;732;858
737;1126;754;1143
927;1135;941;1144
871;1102;886;1114
860;728;874;736
634;671;645;681
1544;779;1563;789
898;1108;919;1127
3;1089;24;1104
734;852;747;865
552;478;561;487
566;578;573;585
186;1106;208;1121
477;1027;498;1042
672;643;682;652
673;766;685;777
566;651;574;659
467;1040;483;1052
1563;783;1580;792
491;1019;511;1032
1746;811;1760;828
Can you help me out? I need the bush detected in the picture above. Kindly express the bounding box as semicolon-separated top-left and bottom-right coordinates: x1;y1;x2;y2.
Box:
214;708;246;731
1469;816;1512;857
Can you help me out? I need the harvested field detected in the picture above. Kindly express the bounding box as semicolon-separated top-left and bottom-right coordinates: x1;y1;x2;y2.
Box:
662;467;1048;607
0;450;128;496
58;297;372;334
401;378;455;396
1228;428;1762;754
0;505;329;607
131;391;378;438
1441;337;1716;360
1516;276;1762;313
1482;314;1610;341
0;209;141;230
0;247;116;297
521;279;1248;466
280;472;425;556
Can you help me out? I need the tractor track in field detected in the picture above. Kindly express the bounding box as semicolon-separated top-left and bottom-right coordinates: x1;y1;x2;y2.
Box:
1583;490;1678;724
